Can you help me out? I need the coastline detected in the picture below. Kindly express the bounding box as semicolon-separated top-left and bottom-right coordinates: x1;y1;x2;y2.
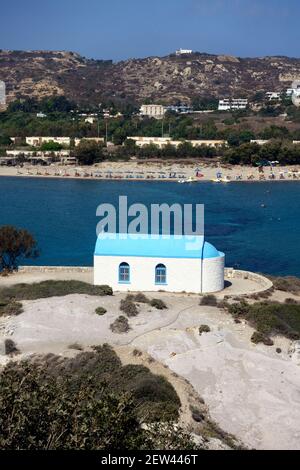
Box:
0;161;300;183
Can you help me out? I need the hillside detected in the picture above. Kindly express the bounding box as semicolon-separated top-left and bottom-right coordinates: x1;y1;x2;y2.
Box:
1;49;300;105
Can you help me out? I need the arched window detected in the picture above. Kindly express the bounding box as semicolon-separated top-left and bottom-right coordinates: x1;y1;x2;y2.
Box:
155;263;167;284
119;262;130;283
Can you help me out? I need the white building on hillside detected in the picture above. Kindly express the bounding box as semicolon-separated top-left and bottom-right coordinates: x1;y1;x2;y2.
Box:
291;80;300;107
127;136;227;149
218;99;248;111
266;92;281;101
175;48;193;56
94;234;225;294
140;104;166;119
26;137;71;147
0;81;6;107
74;137;105;147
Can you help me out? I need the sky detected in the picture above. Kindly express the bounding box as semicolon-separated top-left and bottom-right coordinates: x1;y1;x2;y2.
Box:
0;0;299;61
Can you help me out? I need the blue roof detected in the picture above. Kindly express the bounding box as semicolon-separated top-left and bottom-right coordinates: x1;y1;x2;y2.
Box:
94;234;223;259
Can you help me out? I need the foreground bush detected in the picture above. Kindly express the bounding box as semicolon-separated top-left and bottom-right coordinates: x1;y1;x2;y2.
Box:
0;347;193;449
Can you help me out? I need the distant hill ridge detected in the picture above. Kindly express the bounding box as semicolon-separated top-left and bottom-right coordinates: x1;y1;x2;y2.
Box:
1;49;300;105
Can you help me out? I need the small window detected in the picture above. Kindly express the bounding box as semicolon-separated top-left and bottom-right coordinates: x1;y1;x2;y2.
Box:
155;263;167;284
119;262;130;283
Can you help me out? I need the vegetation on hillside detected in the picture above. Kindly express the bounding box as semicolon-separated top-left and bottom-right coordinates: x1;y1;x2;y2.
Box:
226;300;300;343
0;345;196;449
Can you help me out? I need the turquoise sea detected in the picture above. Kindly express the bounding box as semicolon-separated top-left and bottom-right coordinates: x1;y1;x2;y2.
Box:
0;177;300;276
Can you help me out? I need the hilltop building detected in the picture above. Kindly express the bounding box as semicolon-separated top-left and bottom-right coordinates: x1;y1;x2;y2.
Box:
175;48;193;56
218;99;248;111
94;234;224;294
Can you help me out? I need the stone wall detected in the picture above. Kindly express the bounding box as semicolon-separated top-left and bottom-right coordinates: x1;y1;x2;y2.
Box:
225;268;273;291
19;266;92;273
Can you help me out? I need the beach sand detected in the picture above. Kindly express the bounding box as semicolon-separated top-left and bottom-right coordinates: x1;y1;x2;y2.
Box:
0;161;300;182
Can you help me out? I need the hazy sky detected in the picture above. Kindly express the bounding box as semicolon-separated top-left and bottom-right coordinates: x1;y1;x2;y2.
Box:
0;0;299;61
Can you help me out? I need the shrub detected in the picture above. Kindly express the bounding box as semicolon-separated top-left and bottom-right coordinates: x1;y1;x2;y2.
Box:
0;357;196;449
133;349;143;357
134;293;150;304
150;299;167;310
251;331;274;346
0;300;23;317
285;298;298;305
68;343;83;351
276;348;282;354
271;276;300;294
110;316;130;334
5;339;20;355
199;325;211;335
0;281;113;302
120;299;138;317
95;307;107;315
190;406;205;423
200;295;217;306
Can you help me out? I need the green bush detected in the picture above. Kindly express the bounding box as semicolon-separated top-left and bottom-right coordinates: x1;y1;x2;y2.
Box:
150;299;167;310
0;355;196;449
251;331;274;346
199;325;211;335
200;295;217;306
228;301;300;340
0;281;113;302
95;307;107;315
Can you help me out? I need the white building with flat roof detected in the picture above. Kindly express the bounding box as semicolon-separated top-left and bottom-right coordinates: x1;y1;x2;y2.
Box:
74;137;105;147
127;137;227;149
0;81;6;107
175;48;193;55
26;137;71;147
218;99;248;111
140;104;166;119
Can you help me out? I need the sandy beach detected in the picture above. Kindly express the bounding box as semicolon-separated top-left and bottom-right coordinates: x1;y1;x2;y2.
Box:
0;161;300;182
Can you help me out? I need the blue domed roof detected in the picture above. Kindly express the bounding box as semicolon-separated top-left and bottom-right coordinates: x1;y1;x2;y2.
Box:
202;241;222;259
94;234;224;260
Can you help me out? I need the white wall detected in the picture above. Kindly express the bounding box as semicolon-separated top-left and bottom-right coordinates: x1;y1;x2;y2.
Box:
202;254;225;293
94;255;224;293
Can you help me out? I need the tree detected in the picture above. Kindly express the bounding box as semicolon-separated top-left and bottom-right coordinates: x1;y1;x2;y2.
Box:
0;226;39;272
40;141;63;151
73;141;105;165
